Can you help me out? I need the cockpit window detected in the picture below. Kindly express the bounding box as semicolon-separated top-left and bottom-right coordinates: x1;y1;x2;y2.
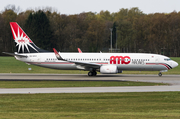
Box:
164;58;171;61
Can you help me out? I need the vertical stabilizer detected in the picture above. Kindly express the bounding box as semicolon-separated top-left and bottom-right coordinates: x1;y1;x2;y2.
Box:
10;22;48;53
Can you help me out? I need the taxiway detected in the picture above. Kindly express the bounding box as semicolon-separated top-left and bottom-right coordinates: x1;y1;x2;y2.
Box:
0;74;180;94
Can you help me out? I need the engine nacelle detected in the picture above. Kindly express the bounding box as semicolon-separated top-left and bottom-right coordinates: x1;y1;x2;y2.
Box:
100;65;118;74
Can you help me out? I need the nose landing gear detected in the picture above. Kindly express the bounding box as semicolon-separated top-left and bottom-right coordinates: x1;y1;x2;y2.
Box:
158;72;162;77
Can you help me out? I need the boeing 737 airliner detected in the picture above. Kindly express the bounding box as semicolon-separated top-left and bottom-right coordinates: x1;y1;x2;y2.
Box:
3;22;178;76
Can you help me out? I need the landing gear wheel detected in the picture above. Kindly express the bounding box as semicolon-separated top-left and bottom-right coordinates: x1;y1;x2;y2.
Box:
158;72;162;77
88;71;97;76
88;72;93;76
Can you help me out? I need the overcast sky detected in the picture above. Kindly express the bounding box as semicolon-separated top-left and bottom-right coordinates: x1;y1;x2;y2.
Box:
0;0;179;14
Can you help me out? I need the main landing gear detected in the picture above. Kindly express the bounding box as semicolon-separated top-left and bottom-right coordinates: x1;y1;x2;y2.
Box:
158;72;162;77
88;71;97;76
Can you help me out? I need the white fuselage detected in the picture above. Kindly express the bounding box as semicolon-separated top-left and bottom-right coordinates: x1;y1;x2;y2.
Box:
15;52;178;72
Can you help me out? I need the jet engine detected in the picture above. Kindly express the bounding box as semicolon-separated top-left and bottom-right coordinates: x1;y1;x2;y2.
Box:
100;65;118;74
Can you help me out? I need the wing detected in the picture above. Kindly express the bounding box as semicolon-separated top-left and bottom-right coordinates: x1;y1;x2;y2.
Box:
53;48;101;69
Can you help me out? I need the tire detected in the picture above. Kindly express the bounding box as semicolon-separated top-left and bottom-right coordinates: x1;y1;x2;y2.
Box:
88;72;93;76
158;72;162;77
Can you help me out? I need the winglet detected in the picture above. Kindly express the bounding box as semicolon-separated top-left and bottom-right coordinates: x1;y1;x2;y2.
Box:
53;48;63;60
78;48;82;53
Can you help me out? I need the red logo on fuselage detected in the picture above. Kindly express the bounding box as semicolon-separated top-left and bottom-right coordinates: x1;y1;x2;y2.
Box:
110;56;131;64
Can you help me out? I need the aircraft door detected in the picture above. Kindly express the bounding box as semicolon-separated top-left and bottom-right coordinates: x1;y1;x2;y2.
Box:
155;56;159;62
101;57;108;64
102;57;105;63
154;56;159;71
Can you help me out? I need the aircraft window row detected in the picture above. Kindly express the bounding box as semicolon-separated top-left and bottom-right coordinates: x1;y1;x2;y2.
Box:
65;58;102;61
132;59;150;61
104;59;110;61
47;58;57;60
46;58;103;61
46;58;150;62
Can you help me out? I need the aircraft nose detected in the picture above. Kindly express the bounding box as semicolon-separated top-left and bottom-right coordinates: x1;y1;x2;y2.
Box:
171;61;178;68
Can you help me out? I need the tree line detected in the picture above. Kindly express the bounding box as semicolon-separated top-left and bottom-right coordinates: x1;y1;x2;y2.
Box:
0;5;180;57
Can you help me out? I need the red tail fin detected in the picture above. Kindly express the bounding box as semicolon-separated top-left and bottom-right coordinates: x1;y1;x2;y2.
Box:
10;22;48;53
10;22;32;43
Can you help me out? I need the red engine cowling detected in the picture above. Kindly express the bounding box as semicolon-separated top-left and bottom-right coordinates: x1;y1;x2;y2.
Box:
100;65;118;74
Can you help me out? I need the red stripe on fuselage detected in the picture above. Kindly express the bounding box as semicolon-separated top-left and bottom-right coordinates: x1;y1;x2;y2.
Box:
146;63;170;70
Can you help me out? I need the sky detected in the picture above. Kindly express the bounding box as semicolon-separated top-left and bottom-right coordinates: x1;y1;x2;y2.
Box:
0;0;180;14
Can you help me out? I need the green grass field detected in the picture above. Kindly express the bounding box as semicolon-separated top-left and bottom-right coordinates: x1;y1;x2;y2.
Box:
0;81;166;88
0;56;179;74
0;92;180;119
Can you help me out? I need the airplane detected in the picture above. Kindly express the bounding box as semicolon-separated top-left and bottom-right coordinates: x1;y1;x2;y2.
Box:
3;22;178;77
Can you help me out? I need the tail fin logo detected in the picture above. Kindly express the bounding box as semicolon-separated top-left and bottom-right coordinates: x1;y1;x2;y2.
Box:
10;22;38;53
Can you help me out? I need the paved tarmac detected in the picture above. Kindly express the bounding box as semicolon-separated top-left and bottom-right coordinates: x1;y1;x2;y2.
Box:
0;74;180;94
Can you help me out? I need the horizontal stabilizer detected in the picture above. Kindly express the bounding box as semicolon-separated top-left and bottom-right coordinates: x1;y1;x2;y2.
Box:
3;52;27;58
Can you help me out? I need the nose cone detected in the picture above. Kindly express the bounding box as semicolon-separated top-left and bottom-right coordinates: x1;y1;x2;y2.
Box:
171;61;178;68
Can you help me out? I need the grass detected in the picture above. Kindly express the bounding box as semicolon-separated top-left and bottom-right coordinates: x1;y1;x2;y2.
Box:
0;56;87;74
0;92;180;119
0;81;166;88
0;56;179;74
